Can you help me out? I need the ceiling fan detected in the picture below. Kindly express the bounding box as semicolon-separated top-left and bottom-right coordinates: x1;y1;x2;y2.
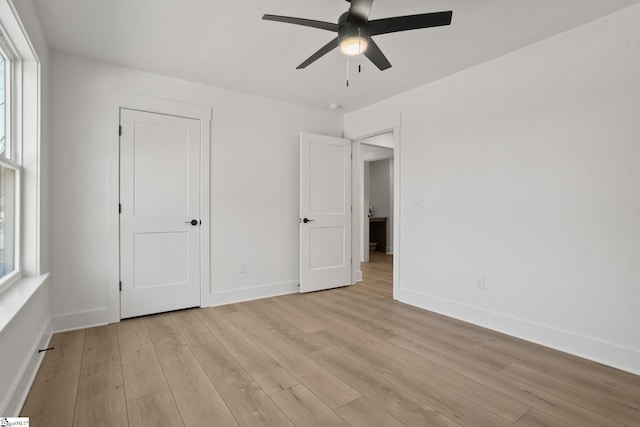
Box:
262;0;453;71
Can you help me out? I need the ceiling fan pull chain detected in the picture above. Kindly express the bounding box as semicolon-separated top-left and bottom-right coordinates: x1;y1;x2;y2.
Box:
346;56;350;87
358;28;362;73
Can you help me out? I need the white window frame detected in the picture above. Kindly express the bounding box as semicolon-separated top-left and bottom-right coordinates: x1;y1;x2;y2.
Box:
0;13;23;291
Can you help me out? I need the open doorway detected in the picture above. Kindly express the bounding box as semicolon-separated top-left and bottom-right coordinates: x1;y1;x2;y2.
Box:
355;132;395;298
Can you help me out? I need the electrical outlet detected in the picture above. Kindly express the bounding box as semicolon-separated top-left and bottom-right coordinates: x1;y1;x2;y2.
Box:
238;262;246;274
476;277;486;290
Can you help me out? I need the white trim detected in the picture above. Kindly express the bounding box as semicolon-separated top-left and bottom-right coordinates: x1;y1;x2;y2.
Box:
106;91;212;324
1;321;51;416
0;273;48;334
398;288;640;375
199;106;211;308
354;270;363;283
0;270;21;293
362;151;393;162
0;275;50;416
0;2;48;417
0;7;43;278
31;60;41;275
16;51;41;277
351;140;362;283
210;280;299;307
392;118;401;300
0;1;39;62
51;307;110;333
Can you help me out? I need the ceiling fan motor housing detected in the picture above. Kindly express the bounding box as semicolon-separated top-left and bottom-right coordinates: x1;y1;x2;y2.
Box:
338;11;368;43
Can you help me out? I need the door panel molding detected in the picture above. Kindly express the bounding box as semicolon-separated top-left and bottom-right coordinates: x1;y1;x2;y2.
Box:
107;92;211;323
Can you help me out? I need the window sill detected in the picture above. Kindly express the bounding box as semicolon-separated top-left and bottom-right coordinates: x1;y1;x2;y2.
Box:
0;273;50;335
0;270;23;292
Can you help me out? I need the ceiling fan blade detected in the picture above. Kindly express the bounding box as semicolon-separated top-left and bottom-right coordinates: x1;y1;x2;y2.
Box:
297;38;339;69
347;0;374;22
364;38;391;71
262;14;339;32
368;11;452;36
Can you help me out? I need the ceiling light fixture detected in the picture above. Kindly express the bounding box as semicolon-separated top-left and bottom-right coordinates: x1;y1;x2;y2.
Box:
339;36;368;56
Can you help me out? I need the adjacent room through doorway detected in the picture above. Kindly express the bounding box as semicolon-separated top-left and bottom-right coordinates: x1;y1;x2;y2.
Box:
358;132;394;297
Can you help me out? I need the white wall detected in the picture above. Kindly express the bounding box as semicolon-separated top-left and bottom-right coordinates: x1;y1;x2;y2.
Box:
345;5;640;374
48;51;343;328
0;0;50;415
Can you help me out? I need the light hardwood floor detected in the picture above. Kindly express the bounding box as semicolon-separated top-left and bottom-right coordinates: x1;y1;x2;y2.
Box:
21;253;640;426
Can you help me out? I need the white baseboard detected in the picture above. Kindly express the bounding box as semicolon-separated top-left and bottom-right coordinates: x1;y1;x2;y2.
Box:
2;319;51;416
398;288;640;376
51;308;110;333
210;281;299;307
355;270;363;283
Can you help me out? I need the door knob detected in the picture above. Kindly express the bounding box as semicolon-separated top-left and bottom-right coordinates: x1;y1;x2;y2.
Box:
185;219;199;226
302;218;315;224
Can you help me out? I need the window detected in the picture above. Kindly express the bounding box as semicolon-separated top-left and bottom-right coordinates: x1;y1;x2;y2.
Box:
0;36;20;285
0;54;4;153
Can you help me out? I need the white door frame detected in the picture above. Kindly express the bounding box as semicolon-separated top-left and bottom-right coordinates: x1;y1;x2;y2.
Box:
107;92;212;323
350;121;401;299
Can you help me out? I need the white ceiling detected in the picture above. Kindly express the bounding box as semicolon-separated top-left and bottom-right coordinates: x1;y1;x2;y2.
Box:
33;0;639;112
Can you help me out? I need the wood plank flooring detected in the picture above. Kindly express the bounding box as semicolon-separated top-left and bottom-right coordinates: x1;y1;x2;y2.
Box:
21;253;640;426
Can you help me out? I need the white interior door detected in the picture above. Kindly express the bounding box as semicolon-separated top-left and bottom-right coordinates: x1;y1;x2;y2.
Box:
120;108;201;318
300;133;352;293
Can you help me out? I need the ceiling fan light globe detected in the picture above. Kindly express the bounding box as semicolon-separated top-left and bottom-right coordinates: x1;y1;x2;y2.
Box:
339;37;368;55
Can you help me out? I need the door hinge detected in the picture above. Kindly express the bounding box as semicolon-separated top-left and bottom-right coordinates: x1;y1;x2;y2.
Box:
119;203;122;213
119;281;122;291
119;125;122;136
